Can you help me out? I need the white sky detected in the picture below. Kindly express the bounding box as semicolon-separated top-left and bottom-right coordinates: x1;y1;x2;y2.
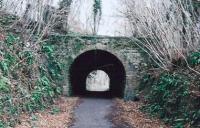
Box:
2;0;127;36
97;0;125;36
68;0;126;36
3;0;159;36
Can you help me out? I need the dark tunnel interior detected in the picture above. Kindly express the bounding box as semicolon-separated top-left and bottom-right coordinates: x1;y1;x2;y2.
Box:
69;50;126;98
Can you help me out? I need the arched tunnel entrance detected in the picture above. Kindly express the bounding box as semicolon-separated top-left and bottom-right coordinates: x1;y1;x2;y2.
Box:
69;50;126;98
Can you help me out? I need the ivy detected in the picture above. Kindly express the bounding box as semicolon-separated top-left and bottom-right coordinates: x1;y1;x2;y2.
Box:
42;45;54;57
0;120;6;128
140;72;200;127
0;32;64;126
0;76;10;93
193;0;200;15
0;15;18;27
0;60;9;75
19;51;35;65
188;52;200;66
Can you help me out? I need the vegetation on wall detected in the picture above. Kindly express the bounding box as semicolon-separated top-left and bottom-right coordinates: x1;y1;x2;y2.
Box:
193;0;200;15
0;32;63;127
44;35;141;96
138;51;200;128
0;23;91;128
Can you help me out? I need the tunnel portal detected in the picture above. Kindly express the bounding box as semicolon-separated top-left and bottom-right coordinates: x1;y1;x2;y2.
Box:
69;50;126;98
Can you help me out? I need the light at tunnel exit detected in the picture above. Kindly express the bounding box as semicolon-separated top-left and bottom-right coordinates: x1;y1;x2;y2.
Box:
86;70;110;92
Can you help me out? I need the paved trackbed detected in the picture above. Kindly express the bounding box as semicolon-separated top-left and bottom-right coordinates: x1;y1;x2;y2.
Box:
71;98;114;128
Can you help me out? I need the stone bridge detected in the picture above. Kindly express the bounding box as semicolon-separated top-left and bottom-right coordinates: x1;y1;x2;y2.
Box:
46;35;143;99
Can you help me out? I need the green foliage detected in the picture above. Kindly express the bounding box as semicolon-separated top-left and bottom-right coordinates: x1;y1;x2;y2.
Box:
0;15;18;27
42;45;54;57
42;44;63;80
30;114;38;121
188;52;200;66
0;76;10;93
22;51;35;65
59;0;72;9
4;53;16;66
50;107;61;115
73;40;85;54
5;33;20;46
193;0;200;15
0;60;9;75
26;75;61;112
0;32;64;126
0;120;5;128
140;72;200;127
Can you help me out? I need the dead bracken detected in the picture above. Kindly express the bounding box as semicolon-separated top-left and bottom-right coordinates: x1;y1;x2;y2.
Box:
15;97;79;128
112;99;170;128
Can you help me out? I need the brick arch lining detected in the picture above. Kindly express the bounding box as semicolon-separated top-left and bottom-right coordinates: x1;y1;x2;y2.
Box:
69;49;126;98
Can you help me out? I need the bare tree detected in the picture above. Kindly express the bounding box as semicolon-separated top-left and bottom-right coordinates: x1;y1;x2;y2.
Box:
92;0;102;35
0;0;74;42
121;0;200;70
57;0;72;32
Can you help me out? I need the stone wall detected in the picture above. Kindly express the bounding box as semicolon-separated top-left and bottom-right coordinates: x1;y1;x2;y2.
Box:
45;35;143;99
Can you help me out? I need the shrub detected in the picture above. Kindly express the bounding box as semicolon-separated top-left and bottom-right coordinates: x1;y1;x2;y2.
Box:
140;72;200;127
0;33;63;127
188;52;200;66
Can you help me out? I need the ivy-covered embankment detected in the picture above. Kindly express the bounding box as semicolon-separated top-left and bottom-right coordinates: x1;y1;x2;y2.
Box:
138;52;200;128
